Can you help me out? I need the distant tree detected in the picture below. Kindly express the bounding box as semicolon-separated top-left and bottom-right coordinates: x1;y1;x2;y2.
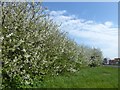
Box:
89;48;103;67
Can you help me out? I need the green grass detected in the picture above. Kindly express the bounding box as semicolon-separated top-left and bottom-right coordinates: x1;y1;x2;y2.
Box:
36;66;118;88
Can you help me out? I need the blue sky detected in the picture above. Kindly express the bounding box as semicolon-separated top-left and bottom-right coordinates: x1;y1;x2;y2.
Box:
43;2;118;25
42;2;118;59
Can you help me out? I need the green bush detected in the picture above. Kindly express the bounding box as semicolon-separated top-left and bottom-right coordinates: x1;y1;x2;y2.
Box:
1;2;103;88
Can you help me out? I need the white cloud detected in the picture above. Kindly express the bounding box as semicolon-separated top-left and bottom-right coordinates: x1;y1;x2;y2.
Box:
49;10;66;16
104;21;113;27
49;10;118;59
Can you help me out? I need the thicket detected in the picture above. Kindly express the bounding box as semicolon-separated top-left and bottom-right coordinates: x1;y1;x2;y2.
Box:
1;2;103;88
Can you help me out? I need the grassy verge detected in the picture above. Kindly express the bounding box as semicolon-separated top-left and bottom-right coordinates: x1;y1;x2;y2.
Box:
35;66;118;88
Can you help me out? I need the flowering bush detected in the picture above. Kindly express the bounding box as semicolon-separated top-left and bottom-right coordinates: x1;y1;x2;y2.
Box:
1;2;103;88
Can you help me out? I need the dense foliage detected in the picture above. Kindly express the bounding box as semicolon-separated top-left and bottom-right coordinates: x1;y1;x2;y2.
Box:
1;2;103;88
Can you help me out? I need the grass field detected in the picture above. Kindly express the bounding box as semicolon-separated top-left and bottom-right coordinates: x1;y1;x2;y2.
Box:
34;66;118;88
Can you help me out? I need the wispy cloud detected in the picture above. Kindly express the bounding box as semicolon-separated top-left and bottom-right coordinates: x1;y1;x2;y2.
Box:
49;10;118;59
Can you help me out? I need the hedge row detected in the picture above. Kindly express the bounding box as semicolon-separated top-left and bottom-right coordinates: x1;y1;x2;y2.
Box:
1;2;103;88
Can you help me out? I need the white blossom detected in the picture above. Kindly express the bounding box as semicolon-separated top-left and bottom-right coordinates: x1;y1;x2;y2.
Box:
6;33;13;38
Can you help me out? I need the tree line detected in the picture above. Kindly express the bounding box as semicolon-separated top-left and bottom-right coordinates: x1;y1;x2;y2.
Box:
1;2;103;88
